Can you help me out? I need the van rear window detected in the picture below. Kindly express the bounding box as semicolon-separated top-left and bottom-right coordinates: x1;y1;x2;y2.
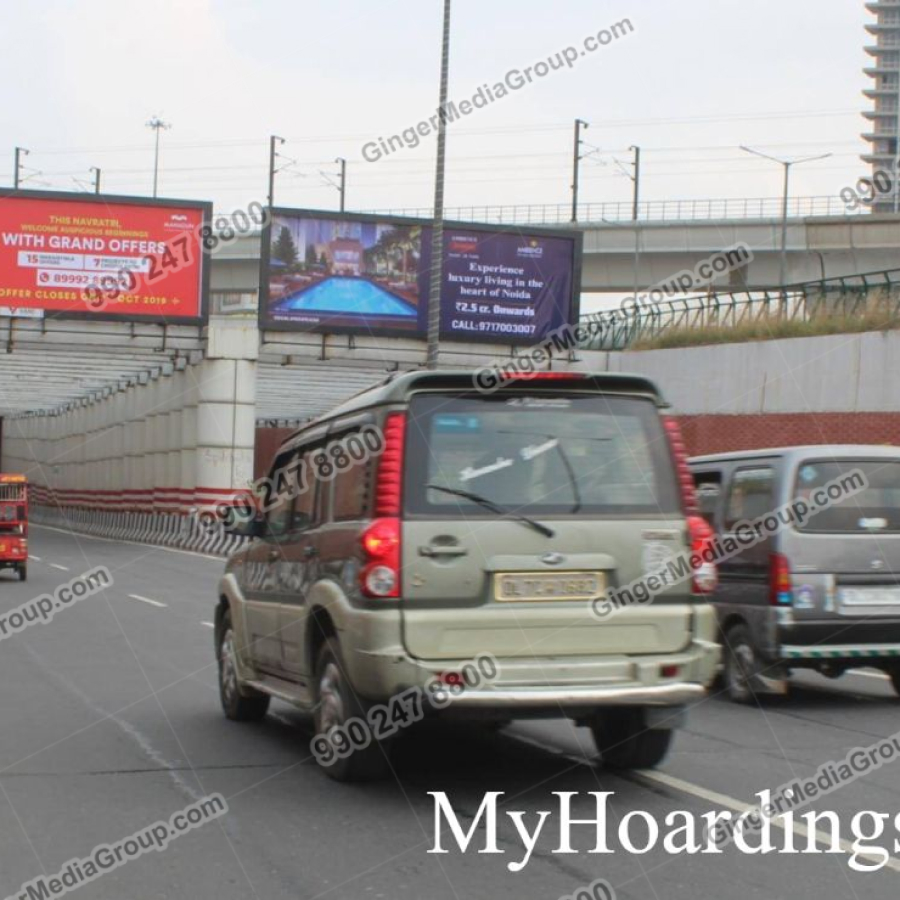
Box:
794;459;900;533
403;393;681;517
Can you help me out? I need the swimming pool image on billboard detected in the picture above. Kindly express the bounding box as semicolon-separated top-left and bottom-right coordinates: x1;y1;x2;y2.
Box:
276;276;417;317
266;215;423;330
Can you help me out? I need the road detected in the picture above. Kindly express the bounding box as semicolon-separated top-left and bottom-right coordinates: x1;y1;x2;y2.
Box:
1;525;899;900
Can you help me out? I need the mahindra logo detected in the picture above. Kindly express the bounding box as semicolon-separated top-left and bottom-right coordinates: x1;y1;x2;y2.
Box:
541;552;565;566
871;559;886;571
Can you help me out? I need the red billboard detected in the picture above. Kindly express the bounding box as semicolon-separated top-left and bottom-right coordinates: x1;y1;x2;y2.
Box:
0;191;210;323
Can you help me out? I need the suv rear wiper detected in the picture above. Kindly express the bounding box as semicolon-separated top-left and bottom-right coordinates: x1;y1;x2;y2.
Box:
425;484;555;538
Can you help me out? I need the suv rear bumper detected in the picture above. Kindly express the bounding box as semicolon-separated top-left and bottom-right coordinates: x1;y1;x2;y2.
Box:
441;681;706;709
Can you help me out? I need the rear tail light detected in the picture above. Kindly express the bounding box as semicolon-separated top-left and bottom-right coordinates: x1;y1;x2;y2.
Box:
663;416;699;515
660;664;681;678
375;412;406;516
362;414;407;598
361;518;401;598
769;552;793;606
688;514;718;594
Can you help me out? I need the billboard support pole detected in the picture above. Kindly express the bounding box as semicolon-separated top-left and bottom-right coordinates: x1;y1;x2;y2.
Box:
336;157;347;212
90;167;101;194
426;0;452;370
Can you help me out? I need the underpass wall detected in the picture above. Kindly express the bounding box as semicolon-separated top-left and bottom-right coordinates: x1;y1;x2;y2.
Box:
1;321;258;556
581;328;900;453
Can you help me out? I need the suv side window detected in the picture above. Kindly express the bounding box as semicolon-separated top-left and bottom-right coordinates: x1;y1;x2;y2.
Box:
292;450;317;531
265;486;295;539
328;432;370;521
693;471;723;529
724;467;775;531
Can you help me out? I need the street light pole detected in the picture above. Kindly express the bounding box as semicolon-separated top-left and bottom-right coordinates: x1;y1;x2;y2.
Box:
13;147;28;189
571;119;589;223
426;0;452;370
268;135;285;208
90;167;101;194
630;145;641;221
740;146;832;290
146;117;171;198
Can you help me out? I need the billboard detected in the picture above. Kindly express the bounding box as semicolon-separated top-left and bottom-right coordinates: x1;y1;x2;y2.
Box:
260;209;581;343
0;190;210;324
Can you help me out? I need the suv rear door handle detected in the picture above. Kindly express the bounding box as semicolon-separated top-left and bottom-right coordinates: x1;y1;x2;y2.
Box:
419;545;468;558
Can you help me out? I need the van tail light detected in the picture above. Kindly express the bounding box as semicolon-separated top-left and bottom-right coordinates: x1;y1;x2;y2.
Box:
663;416;699;515
688;515;717;594
769;553;793;606
375;412;406;516
361;517;401;598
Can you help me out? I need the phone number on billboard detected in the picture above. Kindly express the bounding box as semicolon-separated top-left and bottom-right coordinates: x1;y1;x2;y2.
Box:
451;320;538;335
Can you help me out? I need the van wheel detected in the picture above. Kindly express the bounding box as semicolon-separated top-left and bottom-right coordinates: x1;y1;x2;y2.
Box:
314;638;389;782
591;708;673;770
724;624;758;704
218;611;270;721
889;667;900;698
17;565;27;582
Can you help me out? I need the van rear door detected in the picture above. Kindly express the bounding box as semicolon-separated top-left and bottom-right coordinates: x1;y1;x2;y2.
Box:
400;387;693;661
780;457;900;641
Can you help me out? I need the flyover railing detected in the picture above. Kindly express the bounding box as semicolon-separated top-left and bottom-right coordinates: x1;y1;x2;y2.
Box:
363;195;866;225
578;269;900;351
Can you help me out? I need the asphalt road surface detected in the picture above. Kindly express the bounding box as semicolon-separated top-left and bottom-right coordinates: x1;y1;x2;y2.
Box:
1;525;899;900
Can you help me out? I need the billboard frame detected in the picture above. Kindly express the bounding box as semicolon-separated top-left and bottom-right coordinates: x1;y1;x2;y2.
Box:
0;188;212;327
258;206;583;344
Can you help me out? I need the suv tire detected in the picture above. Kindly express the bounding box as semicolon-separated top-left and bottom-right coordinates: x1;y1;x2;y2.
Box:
591;708;672;770
314;638;389;782
17;564;26;582
218;610;270;722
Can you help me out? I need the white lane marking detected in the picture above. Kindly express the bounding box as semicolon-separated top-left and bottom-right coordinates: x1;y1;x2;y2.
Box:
128;594;168;608
509;731;900;874
28;555;41;561
201;621;215;628
49;563;69;571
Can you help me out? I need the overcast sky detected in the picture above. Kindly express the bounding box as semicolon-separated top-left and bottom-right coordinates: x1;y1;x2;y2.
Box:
0;0;874;216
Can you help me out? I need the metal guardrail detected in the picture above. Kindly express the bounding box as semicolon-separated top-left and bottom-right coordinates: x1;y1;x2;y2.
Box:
363;195;867;225
578;269;900;351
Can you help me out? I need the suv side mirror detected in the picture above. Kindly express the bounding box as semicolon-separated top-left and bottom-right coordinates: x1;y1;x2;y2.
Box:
218;505;264;538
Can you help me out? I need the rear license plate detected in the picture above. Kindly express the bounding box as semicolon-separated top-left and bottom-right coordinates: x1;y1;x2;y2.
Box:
495;571;605;602
839;587;900;611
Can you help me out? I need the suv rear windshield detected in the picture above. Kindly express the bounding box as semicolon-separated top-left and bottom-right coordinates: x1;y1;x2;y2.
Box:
794;459;900;534
404;392;681;517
